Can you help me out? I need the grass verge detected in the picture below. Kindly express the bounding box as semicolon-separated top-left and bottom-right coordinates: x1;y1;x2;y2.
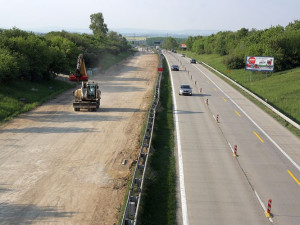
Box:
138;57;176;225
0;79;75;125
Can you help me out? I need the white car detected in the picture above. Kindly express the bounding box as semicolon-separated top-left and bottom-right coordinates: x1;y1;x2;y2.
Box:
179;84;192;96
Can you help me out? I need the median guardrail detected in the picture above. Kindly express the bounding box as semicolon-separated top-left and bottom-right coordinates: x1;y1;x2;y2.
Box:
121;59;163;225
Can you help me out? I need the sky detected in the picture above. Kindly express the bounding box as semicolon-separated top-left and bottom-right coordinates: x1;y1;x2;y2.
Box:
0;0;299;33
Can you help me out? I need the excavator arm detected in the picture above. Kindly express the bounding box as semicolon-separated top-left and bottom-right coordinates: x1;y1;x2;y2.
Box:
69;54;89;82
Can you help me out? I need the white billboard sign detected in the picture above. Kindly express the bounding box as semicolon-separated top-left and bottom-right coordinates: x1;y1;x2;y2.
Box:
245;56;274;72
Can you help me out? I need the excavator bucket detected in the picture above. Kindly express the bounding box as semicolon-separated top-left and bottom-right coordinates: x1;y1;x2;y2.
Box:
69;54;89;82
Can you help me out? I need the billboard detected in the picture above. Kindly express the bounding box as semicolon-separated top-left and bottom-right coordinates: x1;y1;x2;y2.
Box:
245;56;274;72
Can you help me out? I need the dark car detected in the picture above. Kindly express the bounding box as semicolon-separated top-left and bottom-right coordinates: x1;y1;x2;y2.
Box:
171;65;179;71
190;59;196;64
179;84;192;96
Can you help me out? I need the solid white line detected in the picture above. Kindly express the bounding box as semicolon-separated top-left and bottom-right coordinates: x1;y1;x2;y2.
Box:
228;142;234;154
193;65;300;172
230;139;273;222
165;53;189;225
254;190;266;211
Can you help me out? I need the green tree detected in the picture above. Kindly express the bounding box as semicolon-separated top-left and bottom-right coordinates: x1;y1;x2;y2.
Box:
89;13;108;37
0;48;19;82
285;20;300;31
6;35;51;80
236;28;249;40
192;36;205;54
45;34;79;72
164;37;178;50
186;36;195;50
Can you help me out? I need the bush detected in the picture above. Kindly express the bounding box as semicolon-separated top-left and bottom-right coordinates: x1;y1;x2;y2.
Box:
0;48;19;83
223;54;245;69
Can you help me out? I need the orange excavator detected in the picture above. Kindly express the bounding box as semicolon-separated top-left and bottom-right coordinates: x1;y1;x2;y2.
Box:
69;54;89;82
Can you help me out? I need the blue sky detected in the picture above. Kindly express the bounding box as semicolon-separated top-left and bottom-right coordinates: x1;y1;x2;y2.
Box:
0;0;299;32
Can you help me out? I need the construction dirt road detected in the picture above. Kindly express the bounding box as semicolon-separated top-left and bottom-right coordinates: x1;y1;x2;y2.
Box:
0;51;158;225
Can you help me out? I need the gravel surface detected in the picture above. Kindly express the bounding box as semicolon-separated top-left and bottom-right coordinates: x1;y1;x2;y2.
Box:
0;51;158;225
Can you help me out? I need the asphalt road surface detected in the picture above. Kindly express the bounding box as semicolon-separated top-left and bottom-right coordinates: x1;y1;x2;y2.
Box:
164;50;300;225
0;51;158;225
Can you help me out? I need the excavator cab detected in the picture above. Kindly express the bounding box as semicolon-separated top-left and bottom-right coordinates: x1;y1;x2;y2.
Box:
87;83;97;99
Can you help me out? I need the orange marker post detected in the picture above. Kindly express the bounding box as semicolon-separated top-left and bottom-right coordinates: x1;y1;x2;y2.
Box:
265;199;272;218
233;145;237;157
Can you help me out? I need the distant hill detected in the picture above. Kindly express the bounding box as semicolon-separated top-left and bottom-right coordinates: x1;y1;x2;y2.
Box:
112;28;219;38
10;26;219;38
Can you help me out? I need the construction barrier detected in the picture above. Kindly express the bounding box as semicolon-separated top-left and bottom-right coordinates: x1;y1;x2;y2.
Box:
233;145;237;157
265;199;272;218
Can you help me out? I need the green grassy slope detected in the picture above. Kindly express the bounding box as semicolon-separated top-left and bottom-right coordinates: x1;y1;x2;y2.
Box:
0;80;75;124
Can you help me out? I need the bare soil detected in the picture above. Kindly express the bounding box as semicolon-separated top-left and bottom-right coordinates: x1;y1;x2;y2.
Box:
0;52;158;224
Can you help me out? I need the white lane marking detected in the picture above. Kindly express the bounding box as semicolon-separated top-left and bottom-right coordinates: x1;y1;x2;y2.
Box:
193;65;300;172
228;142;234;154
229;139;273;223
165;54;189;225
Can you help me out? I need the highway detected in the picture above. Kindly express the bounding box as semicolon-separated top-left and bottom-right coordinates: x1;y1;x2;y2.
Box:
164;50;300;225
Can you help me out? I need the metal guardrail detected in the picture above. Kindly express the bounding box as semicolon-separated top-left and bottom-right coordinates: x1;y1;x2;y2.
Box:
121;68;162;225
201;61;300;130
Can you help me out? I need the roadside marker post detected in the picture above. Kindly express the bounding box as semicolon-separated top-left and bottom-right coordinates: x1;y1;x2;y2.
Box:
216;114;219;123
206;99;208;106
233;145;237;157
265;199;272;218
195;81;197;86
